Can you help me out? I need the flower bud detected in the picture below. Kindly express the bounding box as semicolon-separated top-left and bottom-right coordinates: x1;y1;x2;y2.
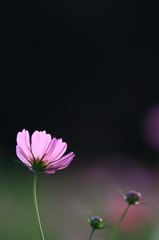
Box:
90;217;103;229
83;212;111;230
125;190;141;205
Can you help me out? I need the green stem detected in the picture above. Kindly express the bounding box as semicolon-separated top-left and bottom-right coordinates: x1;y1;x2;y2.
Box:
109;204;130;240
33;172;45;240
89;228;95;240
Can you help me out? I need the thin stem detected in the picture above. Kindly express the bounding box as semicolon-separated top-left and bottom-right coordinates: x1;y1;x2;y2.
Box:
109;204;130;240
89;228;95;240
33;172;45;240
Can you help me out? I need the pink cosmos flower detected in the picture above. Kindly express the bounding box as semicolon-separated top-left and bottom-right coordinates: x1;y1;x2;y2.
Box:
16;129;75;174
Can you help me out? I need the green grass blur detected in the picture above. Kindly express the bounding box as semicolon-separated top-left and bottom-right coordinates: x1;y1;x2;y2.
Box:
0;153;158;240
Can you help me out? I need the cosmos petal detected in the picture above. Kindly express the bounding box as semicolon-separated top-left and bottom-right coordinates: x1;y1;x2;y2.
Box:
31;131;52;159
43;169;56;174
16;145;32;167
46;152;75;170
44;138;67;162
16;129;32;159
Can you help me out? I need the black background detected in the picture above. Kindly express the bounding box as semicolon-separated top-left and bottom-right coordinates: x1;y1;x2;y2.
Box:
1;1;159;167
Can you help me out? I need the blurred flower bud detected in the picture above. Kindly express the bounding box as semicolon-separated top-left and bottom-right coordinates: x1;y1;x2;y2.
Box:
90;217;104;229
125;191;141;205
116;187;144;205
83;212;112;230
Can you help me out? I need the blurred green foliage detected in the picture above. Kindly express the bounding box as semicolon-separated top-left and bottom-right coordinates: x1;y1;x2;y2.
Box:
0;154;157;240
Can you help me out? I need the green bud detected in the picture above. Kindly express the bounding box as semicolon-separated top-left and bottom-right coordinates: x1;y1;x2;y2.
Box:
90;217;103;229
82;212;112;230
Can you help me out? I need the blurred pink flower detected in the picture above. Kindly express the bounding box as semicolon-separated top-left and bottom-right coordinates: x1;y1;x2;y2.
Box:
16;129;75;174
142;105;159;149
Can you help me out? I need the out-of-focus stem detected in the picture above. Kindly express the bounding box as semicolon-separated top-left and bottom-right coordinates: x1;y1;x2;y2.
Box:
109;204;130;240
89;228;95;240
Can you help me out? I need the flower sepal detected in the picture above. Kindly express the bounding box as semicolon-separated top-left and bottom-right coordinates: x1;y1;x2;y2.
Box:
31;159;47;172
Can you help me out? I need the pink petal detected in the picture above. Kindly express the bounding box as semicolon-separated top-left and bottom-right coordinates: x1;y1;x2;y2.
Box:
16;129;32;159
16;145;32;167
31;131;52;159
44;138;67;162
42;137;57;161
46;152;75;170
43;169;56;174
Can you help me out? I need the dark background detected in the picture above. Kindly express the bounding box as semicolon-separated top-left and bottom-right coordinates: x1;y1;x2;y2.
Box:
1;1;159;167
